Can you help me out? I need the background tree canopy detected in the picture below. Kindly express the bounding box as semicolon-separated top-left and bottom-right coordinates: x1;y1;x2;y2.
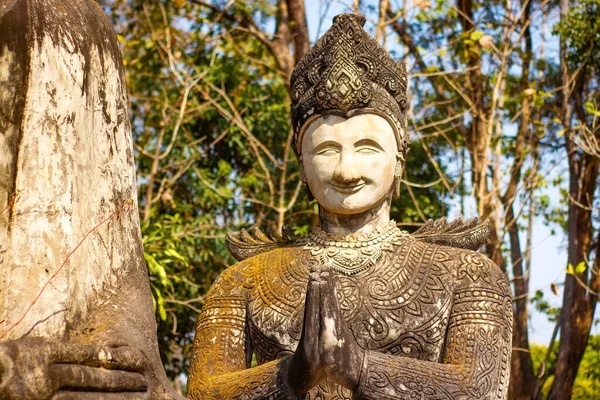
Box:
100;0;599;398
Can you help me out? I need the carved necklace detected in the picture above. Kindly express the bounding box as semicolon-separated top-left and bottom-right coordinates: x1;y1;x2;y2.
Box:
304;221;407;275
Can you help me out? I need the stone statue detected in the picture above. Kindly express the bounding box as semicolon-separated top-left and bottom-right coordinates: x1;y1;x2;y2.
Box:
0;0;181;398
188;13;512;399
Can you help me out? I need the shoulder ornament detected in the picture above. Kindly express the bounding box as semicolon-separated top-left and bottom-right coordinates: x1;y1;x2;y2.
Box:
225;226;298;262
225;217;490;262
412;217;490;251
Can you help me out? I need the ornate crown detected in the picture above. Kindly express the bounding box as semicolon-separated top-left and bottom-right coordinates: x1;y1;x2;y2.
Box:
290;13;409;157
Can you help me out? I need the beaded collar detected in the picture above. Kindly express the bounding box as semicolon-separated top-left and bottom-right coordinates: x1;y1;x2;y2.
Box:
304;221;407;275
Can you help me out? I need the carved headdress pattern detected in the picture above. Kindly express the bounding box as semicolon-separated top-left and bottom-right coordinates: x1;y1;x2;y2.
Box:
291;13;409;157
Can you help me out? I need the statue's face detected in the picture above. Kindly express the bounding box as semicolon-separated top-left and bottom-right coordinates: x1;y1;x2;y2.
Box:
301;114;398;215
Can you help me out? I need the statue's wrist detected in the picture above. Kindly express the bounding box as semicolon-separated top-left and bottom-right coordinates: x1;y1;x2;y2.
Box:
352;350;369;399
278;355;306;399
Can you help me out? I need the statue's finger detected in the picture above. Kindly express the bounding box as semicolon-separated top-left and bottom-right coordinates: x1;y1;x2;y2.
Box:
53;344;146;371
320;262;333;276
53;391;150;400
308;271;321;282
319;271;345;343
303;266;321;341
319;267;338;307
308;262;321;275
49;364;148;392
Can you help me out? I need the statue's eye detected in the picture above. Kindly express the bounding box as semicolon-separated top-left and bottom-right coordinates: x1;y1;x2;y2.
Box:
356;146;379;154
316;148;339;156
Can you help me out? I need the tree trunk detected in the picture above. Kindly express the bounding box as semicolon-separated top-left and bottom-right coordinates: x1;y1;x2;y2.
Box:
455;0;504;267
286;0;310;63
550;149;599;399
506;1;536;396
376;0;389;44
550;0;600;396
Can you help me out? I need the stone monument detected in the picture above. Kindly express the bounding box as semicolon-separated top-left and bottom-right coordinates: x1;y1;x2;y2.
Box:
188;13;512;399
0;0;182;398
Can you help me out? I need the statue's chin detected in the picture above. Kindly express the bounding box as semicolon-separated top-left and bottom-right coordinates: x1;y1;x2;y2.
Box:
316;192;387;216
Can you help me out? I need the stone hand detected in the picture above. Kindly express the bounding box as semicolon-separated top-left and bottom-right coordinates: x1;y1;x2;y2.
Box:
318;265;364;391
286;265;326;395
0;337;149;400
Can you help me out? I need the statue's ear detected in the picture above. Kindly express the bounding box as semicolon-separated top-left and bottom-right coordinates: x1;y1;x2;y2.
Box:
299;157;314;201
393;177;402;199
393;152;406;198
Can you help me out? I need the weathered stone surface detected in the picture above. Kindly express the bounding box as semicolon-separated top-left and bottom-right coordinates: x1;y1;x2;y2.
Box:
0;0;135;340
0;0;180;398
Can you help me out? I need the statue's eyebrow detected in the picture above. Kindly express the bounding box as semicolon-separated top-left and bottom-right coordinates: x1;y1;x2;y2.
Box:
354;138;384;151
312;140;341;153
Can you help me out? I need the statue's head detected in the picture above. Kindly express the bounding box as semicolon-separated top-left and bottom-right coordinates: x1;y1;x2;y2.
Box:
290;13;409;214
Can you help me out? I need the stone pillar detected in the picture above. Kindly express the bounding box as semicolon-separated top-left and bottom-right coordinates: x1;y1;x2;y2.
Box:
0;0;178;398
0;0;141;340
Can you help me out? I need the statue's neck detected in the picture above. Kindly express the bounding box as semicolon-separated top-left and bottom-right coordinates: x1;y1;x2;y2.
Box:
318;198;391;237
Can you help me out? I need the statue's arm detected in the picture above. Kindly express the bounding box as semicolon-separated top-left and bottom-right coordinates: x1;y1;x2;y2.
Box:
187;266;295;400
355;253;512;399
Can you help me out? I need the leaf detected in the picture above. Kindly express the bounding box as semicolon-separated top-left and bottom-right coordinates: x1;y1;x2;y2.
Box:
584;101;600;117
566;263;575;275
566;261;587;275
155;289;167;321
164;248;186;262
575;261;587;275
469;30;485;41
146;254;169;285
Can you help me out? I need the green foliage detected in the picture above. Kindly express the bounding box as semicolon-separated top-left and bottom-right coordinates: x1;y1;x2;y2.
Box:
556;0;600;75
531;336;600;399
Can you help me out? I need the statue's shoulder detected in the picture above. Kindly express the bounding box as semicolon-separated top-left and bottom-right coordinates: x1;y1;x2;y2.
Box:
226;226;301;262
408;218;508;290
410;217;491;252
207;255;262;298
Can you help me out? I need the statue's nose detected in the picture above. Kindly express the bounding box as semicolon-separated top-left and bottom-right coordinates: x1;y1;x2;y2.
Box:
333;152;361;183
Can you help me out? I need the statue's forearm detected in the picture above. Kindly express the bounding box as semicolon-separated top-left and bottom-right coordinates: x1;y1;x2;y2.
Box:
188;356;298;400
355;351;469;399
188;284;301;400
355;322;511;400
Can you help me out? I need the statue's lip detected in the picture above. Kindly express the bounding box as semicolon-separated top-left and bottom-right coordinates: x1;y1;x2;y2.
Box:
331;182;365;193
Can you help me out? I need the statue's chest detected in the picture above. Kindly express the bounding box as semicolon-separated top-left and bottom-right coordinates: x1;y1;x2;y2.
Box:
247;241;456;364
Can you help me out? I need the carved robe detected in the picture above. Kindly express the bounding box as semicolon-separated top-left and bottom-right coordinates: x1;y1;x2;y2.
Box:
188;223;512;400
